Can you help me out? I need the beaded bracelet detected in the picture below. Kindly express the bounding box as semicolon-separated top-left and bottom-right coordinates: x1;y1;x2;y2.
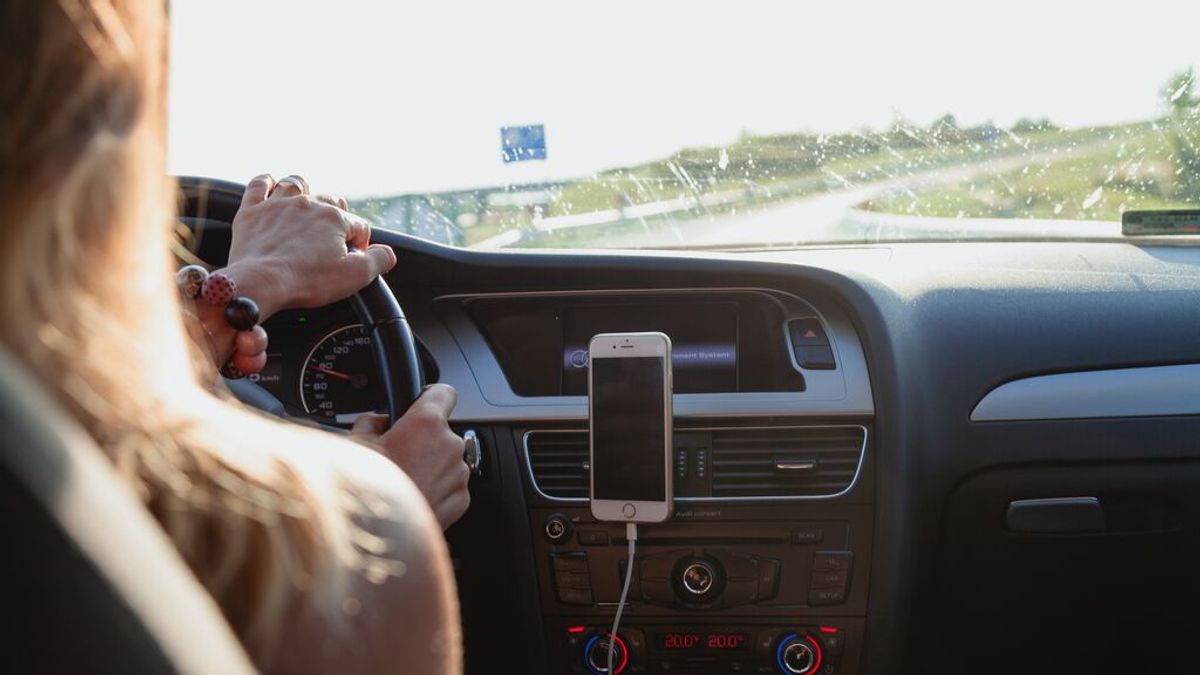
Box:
176;265;267;379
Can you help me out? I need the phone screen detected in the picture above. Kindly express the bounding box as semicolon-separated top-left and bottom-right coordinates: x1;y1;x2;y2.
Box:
591;355;667;501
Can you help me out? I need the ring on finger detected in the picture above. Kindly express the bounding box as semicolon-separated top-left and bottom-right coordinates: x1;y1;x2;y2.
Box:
273;174;309;195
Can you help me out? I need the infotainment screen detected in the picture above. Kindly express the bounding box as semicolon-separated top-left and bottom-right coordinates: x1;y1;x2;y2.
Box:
561;303;738;394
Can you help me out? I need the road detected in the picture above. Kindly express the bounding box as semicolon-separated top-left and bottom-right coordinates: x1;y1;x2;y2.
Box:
589;142;1111;248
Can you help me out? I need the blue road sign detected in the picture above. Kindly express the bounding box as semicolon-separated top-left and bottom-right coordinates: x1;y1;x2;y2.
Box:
501;124;546;163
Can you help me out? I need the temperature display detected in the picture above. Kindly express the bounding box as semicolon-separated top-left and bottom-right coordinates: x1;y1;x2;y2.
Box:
656;632;750;652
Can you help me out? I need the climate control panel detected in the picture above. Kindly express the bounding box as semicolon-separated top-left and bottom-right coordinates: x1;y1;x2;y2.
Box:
562;623;847;674
531;501;872;674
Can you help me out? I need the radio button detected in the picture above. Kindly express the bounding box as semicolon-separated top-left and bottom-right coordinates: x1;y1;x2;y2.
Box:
556;571;590;587
756;558;781;600
812;551;853;572
808;587;846;606
791;526;824;545
640;549;687;579
552;552;590;573
551;552;594;605
559;587;594;605
725;579;759;605
641;578;675;604
718;551;758;581
810;570;848;589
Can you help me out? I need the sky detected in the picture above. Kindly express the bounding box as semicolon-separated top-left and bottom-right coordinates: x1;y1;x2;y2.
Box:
167;0;1200;198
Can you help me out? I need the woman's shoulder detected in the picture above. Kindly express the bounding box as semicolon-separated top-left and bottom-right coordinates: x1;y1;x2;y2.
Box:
270;431;462;674
192;399;461;674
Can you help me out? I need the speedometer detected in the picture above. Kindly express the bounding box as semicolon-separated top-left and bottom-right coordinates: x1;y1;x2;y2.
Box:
299;324;386;423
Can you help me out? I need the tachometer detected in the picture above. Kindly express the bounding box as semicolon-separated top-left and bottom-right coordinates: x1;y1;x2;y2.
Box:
299;324;385;423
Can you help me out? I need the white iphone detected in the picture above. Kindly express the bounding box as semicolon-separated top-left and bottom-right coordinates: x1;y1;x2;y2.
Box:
588;332;673;523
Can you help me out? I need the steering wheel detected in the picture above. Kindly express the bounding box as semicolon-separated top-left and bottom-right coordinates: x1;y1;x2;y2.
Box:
176;176;424;423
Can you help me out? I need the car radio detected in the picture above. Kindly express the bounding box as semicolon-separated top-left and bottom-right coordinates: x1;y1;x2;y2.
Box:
535;512;867;674
523;420;874;675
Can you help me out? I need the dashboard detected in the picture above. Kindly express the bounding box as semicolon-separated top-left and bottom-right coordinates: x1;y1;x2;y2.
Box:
191;216;1200;675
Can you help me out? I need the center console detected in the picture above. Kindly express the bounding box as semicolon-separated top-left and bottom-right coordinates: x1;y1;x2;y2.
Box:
523;423;873;675
426;288;875;674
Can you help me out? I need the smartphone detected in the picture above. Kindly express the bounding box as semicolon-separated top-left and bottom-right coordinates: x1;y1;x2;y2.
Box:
588;332;673;523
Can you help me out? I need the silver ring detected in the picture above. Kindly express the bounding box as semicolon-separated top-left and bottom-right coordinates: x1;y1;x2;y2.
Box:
274;174;309;195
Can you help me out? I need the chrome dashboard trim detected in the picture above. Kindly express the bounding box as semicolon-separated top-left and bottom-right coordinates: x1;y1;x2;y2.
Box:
970;363;1200;421
521;424;869;504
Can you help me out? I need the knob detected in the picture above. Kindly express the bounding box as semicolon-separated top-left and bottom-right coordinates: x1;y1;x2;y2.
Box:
776;633;823;674
673;555;725;602
544;513;573;543
681;561;716;596
584;633;628;674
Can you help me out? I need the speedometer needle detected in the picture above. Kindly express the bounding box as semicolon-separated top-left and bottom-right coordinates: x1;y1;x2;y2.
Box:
307;365;353;382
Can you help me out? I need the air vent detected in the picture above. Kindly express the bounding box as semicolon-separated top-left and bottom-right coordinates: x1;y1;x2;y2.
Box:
710;426;865;498
524;426;866;502
525;431;590;500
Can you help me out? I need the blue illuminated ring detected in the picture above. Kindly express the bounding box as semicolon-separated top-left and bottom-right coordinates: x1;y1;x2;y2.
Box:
583;635;600;674
775;632;799;672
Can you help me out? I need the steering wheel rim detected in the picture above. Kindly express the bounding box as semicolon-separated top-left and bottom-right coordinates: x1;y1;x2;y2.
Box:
176;176;424;423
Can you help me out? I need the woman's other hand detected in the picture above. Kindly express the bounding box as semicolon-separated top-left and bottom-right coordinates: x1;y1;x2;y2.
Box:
350;384;470;529
224;173;397;318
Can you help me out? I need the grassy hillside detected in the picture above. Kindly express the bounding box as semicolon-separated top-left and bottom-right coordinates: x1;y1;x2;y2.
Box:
866;121;1200;221
549;121;1127;217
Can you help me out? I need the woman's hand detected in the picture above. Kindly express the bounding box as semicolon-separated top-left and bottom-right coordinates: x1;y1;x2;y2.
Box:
224;173;397;318
351;384;470;529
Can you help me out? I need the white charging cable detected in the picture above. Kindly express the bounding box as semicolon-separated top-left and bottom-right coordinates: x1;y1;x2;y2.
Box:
607;522;638;674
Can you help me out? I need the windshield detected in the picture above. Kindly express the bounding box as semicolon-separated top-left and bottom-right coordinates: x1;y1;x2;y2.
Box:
168;0;1200;249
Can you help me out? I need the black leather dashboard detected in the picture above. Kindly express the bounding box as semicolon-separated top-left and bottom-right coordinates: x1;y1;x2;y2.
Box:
192;216;1200;674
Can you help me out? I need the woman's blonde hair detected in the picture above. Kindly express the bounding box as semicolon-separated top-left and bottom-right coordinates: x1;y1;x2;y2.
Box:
0;0;349;664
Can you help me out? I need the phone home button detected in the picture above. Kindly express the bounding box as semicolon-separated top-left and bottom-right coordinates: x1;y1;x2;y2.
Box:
622;503;637;518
